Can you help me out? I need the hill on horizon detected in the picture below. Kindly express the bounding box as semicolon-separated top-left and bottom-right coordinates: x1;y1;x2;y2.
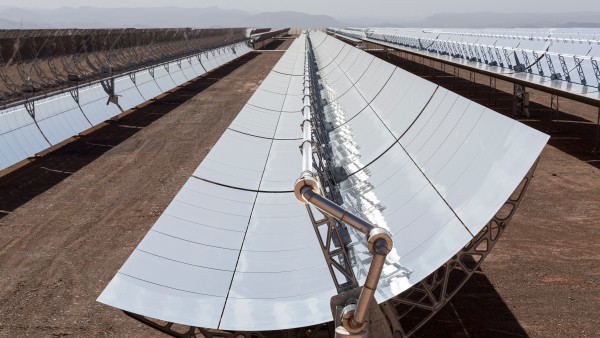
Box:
1;7;600;29
0;6;343;29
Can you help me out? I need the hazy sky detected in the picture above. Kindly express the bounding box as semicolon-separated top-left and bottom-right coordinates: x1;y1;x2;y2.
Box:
2;0;600;19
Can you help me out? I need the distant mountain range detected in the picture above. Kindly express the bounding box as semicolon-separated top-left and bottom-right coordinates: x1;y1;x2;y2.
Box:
0;7;599;29
0;6;342;29
405;12;600;28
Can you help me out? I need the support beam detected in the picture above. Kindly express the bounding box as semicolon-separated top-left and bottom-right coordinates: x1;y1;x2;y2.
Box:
489;76;497;106
468;71;476;97
513;83;530;117
547;94;560;133
594;107;600;154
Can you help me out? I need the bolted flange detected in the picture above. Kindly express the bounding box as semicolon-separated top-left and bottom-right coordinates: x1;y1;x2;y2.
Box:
367;227;393;255
341;303;368;334
294;174;320;203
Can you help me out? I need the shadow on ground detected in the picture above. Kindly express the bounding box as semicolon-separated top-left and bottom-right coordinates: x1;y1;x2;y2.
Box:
257;38;287;50
414;271;527;337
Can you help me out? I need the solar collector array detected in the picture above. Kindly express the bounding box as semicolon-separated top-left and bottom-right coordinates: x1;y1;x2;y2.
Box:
310;30;547;301
0;42;251;172
99;31;548;332
361;28;600;93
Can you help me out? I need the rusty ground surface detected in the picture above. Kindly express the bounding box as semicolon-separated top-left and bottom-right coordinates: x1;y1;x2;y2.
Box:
0;48;285;337
256;34;297;51
368;50;600;338
0;37;599;338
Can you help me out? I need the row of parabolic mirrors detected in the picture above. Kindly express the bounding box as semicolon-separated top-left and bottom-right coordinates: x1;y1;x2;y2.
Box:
0;42;251;172
330;27;600;89
98;30;548;336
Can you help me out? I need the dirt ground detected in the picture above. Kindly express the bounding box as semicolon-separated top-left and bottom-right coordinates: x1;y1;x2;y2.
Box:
0;37;599;338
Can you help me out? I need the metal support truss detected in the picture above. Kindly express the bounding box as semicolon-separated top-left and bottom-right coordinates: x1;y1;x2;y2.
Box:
25;99;35;119
69;86;79;104
480;46;488;64
513;83;529;117
24;98;51;146
453;66;460;91
469;45;479;62
100;77;119;106
573;57;587;85
453;66;460;78
495;48;504;68
468;71;476;97
489;76;497;106
546;54;560;80
592;59;600;89
547;94;560;133
521;50;533;73
429;59;435;79
532;51;544;76
593;106;600;154
305;204;358;292
558;55;571;82
487;47;497;66
379;160;539;337
502;49;513;69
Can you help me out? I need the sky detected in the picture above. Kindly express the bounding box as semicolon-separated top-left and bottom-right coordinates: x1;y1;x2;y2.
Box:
1;0;600;20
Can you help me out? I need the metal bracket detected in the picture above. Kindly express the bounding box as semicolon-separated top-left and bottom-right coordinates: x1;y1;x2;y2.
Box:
101;77;120;107
547;94;560;133
512;83;530;117
25;100;35;119
69;87;80;104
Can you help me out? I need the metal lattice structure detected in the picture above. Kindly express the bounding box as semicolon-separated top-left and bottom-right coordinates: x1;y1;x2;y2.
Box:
380;162;538;336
